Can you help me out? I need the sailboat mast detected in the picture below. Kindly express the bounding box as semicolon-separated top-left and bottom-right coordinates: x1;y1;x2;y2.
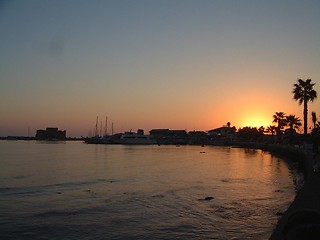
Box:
95;116;98;137
105;116;108;136
100;121;102;137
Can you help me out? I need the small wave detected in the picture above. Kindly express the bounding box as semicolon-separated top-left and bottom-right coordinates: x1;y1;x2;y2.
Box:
41;178;117;191
0;186;45;196
220;178;250;183
253;197;273;201
152;194;165;198
0;178;115;197
35;209;81;218
210;200;259;221
12;175;29;180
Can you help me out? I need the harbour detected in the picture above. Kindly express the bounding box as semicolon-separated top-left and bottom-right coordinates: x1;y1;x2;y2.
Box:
0;141;297;239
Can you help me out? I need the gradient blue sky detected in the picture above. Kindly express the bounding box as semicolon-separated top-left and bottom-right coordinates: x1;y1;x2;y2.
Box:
1;0;320;137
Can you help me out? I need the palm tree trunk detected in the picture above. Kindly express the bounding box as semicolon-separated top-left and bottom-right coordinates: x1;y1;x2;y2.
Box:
304;99;308;135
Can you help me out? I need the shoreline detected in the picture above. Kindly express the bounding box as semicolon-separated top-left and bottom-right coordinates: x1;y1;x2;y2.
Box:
267;146;320;240
234;143;319;240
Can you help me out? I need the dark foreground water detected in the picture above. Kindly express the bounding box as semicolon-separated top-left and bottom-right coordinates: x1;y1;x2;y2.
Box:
0;141;297;239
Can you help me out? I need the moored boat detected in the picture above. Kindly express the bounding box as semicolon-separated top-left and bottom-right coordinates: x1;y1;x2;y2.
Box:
84;135;111;144
115;131;156;145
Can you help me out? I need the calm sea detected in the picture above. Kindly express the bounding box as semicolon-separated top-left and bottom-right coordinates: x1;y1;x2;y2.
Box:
0;141;297;240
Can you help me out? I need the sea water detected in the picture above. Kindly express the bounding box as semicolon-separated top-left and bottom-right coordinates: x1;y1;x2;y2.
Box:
0;141;297;239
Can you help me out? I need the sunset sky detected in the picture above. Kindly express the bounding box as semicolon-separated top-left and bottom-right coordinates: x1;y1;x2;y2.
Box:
1;0;320;137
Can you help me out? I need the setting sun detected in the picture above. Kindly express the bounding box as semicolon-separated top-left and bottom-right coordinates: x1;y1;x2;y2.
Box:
239;114;273;128
243;119;271;128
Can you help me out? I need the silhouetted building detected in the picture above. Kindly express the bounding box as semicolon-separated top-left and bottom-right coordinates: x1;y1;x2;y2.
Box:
150;129;188;144
208;125;237;145
137;129;144;135
36;127;66;140
188;131;208;145
208;126;236;137
149;129;171;137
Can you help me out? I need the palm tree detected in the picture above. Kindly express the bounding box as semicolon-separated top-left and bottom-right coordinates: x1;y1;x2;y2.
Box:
258;126;265;134
312;121;320;134
293;79;317;135
286;114;302;134
312;111;317;129
266;125;277;136
272;112;287;135
266;125;277;143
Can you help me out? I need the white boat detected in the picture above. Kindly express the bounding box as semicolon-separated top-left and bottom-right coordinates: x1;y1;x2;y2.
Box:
116;131;156;145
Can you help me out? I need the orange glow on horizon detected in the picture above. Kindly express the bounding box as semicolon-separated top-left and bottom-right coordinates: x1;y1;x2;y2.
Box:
239;119;272;129
237;113;273;129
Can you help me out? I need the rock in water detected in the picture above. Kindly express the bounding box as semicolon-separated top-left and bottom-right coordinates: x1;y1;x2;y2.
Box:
204;196;214;201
